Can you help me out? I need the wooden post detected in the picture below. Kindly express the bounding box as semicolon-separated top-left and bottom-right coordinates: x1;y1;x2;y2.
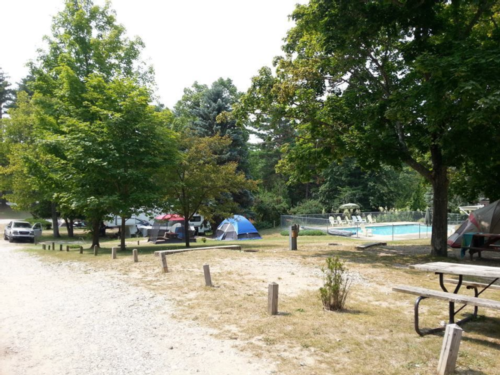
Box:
203;264;213;287
438;324;463;375
289;225;298;251
268;282;279;315
52;242;55;250
66;245;69;252
42;244;46;250
137;240;140;246
160;252;168;273
94;245;98;256
80;246;83;254
111;247;117;259
133;249;138;262
59;244;63;251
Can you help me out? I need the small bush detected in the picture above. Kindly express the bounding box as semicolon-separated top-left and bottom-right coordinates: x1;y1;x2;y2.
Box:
280;229;326;236
24;218;52;230
319;256;352;311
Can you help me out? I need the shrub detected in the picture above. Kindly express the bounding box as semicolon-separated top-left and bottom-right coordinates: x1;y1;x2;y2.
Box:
24;218;52;230
319;256;352;311
280;229;326;236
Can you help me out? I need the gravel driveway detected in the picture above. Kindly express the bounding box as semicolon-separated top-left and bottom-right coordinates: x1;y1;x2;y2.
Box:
0;243;275;375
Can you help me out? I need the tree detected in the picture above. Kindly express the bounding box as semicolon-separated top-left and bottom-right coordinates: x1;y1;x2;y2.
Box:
236;1;500;256
163;133;257;248
0;68;14;119
25;0;172;248
173;79;254;225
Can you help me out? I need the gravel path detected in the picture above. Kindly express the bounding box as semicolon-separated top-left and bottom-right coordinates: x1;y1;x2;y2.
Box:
0;243;275;375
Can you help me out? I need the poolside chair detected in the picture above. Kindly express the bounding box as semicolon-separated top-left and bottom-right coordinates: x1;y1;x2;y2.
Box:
357;215;367;223
360;224;373;237
367;214;374;224
344;216;353;225
329;216;336;227
336;216;345;225
352;216;360;224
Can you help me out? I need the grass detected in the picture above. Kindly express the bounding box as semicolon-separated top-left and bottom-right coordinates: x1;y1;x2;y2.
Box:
21;228;500;374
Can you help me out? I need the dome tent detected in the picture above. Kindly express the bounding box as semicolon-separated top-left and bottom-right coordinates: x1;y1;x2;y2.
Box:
447;200;500;248
215;215;262;241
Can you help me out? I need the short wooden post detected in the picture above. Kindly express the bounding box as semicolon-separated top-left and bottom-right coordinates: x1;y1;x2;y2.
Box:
137;240;140;246
133;249;138;262
437;324;463;375
111;247;117;259
42;244;46;250
94;245;98;256
66;245;69;252
160;252;168;273
59;244;63;251
203;264;213;287
79;246;83;254
289;225;298;251
268;282;279;315
52;242;55;250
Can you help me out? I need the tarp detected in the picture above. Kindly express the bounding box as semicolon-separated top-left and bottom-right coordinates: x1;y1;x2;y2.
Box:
155;214;184;221
215;215;262;241
447;200;500;248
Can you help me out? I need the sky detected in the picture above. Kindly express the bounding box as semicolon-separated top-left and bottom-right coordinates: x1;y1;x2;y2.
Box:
1;0;305;108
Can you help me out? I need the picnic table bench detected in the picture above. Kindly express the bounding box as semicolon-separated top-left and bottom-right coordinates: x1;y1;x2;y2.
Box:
393;262;500;336
461;233;500;260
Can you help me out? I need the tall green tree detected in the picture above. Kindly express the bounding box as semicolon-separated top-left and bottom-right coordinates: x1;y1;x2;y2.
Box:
237;0;500;256
163;133;257;248
26;0;173;248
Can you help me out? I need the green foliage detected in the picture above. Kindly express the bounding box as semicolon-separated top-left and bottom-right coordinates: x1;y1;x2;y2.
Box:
0;67;14;119
237;0;500;256
253;221;274;230
252;188;290;223
289;199;324;215
24;218;51;230
162;133;257;247
319;257;351;311
280;229;326;236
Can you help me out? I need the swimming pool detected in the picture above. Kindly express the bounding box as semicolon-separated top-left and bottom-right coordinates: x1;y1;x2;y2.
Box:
343;224;432;236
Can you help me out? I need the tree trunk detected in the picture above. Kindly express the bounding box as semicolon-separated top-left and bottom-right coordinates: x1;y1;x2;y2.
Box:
430;165;449;257
184;217;190;248
120;216;127;251
91;219;100;249
64;218;74;237
51;201;60;238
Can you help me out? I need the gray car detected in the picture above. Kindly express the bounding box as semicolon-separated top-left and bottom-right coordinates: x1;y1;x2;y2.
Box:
4;220;42;243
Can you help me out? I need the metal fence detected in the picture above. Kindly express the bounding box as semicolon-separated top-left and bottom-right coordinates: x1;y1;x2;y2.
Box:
281;211;468;241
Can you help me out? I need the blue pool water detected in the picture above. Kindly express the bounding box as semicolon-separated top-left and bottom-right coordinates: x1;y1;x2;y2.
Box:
343;224;432;236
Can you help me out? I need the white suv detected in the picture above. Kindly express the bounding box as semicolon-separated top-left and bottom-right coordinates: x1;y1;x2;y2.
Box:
4;220;42;243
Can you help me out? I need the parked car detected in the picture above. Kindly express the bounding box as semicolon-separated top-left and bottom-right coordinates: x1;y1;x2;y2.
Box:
4;220;43;243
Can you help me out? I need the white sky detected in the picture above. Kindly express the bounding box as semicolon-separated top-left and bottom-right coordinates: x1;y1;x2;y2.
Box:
1;0;305;108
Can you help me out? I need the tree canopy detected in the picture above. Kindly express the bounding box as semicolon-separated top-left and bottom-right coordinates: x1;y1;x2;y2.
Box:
236;0;500;256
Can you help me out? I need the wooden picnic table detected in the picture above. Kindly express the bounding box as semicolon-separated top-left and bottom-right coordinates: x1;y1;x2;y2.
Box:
394;262;500;335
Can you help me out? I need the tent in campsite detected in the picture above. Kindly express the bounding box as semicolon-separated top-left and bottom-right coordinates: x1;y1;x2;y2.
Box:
215;215;262;241
448;200;500;248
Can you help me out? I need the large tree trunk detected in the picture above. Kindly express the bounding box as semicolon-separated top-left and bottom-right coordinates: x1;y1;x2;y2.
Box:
51;201;60;238
91;219;100;249
120;216;127;251
430;163;449;257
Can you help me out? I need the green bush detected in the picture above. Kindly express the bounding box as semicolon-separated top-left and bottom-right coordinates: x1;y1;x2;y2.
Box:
319;256;352;311
280;229;326;236
24;218;52;230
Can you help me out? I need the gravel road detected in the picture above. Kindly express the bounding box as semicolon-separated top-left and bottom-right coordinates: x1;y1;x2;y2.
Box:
0;243;275;375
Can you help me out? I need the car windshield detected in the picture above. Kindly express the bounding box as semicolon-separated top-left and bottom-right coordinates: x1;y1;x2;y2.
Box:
13;222;32;228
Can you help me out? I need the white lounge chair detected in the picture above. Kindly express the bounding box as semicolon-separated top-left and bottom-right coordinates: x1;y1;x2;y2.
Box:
336;216;345;225
367;214;374;224
352;216;360;224
344;216;353;225
357;215;367;223
360;224;373;237
329;216;336;227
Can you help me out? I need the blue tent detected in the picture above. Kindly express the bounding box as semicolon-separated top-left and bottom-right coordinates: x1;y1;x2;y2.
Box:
215;215;262;241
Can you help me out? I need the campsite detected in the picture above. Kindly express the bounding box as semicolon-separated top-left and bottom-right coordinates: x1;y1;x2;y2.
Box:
2;0;500;374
